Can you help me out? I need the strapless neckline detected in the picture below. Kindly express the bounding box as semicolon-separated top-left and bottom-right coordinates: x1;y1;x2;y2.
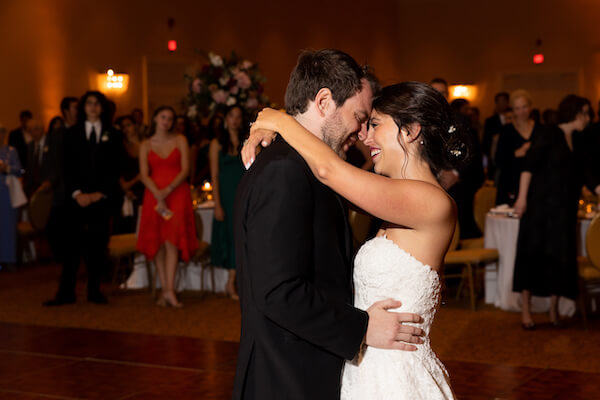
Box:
371;235;438;278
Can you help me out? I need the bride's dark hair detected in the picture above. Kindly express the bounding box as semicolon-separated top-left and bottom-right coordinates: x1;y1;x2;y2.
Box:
372;81;470;178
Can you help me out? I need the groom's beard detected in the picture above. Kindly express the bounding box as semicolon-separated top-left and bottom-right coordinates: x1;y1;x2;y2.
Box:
321;112;348;160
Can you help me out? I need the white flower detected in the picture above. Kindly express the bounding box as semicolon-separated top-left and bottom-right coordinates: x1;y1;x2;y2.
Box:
208;52;223;67
226;96;237;106
219;74;230;86
187;104;197;118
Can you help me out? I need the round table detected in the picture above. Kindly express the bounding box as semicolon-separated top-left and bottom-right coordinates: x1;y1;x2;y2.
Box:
124;206;228;292
483;214;591;316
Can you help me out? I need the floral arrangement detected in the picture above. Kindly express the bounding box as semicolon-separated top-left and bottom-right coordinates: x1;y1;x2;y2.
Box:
184;51;269;121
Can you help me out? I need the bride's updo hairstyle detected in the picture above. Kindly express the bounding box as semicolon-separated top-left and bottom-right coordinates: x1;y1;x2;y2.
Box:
372;81;470;178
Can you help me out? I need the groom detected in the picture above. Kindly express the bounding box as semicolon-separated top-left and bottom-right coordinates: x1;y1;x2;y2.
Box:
233;49;424;400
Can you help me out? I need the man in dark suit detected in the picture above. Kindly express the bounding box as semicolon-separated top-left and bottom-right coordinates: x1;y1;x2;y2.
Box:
482;92;509;179
44;91;120;305
23;122;48;197
233;50;424;400
8;110;33;167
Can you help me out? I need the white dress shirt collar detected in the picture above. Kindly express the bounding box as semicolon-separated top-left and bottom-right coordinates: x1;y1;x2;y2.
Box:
85;120;102;142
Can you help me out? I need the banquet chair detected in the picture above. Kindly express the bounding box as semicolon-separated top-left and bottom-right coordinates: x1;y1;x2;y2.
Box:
17;189;53;263
109;233;153;295
577;213;600;327
443;222;499;310
473;182;497;233
348;210;373;249
458;183;497;250
177;211;214;297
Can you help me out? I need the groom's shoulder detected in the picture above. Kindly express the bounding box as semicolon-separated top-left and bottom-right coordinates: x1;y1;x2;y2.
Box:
249;137;310;176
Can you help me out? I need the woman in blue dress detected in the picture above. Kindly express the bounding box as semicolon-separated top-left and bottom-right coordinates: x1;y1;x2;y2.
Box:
0;125;23;269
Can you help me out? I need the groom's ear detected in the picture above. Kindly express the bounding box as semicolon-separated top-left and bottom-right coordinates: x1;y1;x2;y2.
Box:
314;88;335;117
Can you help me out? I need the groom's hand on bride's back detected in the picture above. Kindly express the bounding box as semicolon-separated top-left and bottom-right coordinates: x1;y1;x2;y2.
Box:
365;299;424;351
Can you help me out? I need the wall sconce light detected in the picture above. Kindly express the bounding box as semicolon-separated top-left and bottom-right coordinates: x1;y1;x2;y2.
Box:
449;84;478;101
97;68;129;94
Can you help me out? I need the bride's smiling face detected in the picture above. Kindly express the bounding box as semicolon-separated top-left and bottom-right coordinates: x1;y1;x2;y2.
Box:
362;109;406;177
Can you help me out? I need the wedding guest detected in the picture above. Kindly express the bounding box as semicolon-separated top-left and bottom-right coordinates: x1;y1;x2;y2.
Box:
495;90;541;205
41;116;68;262
9;110;33;169
23;121;48;197
44;91;121;306
174;114;195;145
530;109;541;125
209;105;245;299
514;95;595;329
440;98;484;239
114;115;144;233
542;109;558;126
190;114;215;186
430;77;449;100
61;97;79;128
482;92;509;179
469;106;482;141
132;108;148;137
137;106;197;308
0;125;23;271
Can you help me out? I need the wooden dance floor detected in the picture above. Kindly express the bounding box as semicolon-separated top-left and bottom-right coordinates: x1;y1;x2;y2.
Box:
0;322;598;399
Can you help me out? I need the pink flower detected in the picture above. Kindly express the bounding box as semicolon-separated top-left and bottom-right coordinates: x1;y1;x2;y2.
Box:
245;97;259;108
191;78;202;94
212;89;228;104
235;71;252;90
230;85;240;95
241;60;253;70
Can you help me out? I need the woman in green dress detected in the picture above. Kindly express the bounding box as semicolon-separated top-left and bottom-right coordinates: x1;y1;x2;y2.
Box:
209;105;246;299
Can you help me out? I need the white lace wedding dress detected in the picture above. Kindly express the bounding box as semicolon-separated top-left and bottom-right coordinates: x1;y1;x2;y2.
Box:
341;235;455;399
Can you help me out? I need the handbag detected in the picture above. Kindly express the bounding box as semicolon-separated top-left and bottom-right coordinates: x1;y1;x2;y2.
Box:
6;175;27;208
122;196;134;217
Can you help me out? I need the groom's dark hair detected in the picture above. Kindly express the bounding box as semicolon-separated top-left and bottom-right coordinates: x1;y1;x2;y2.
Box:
284;49;379;116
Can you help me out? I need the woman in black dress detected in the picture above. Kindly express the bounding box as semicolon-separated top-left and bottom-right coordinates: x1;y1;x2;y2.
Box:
115;115;144;233
513;95;594;329
495;90;540;205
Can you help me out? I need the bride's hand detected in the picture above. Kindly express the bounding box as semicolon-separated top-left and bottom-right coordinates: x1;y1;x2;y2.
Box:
242;108;287;169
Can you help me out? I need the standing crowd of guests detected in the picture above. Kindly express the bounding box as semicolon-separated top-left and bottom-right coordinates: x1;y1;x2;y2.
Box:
0;92;248;305
431;78;600;328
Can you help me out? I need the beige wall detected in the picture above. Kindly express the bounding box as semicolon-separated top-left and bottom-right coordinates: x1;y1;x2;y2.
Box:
1;0;600;128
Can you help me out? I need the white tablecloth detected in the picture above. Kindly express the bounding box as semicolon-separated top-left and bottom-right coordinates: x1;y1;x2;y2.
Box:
124;207;229;292
483;214;590;316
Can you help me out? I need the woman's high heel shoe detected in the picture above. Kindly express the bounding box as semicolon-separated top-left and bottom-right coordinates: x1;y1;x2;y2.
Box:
156;297;167;307
165;296;183;308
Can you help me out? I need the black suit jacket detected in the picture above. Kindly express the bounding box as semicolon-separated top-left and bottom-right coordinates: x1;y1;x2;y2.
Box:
482;114;502;159
8;128;27;167
24;138;51;197
232;138;369;400
64;123;121;214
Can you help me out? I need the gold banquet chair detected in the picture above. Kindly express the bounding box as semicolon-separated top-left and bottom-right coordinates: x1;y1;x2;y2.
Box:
443;222;499;311
177;211;215;297
458;183;497;250
17;189;53;263
109;233;153;294
577;214;600;327
348;210;373;249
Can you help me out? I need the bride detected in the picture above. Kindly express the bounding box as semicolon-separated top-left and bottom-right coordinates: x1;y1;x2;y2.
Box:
244;81;467;399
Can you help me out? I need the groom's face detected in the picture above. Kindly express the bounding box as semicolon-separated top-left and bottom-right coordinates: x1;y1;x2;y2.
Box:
321;79;373;159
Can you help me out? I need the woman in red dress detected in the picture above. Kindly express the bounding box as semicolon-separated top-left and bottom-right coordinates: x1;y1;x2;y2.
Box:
137;106;197;307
